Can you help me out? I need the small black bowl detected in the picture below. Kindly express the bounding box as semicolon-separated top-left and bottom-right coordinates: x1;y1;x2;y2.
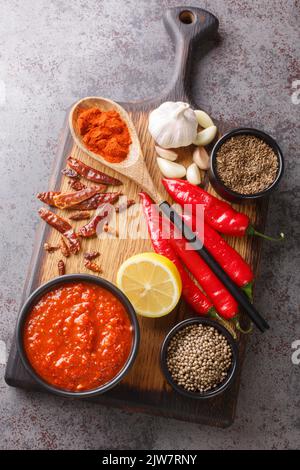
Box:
160;317;238;399
209;127;284;203
16;274;140;398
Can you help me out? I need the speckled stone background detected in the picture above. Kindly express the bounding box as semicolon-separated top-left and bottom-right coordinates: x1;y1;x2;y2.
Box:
0;0;299;450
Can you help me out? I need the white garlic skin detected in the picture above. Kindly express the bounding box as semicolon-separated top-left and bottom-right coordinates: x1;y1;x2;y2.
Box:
155;145;178;161
149;101;198;148
193;146;210;170
186;163;201;185
193;126;217;146
194;110;214;128
156;157;186;178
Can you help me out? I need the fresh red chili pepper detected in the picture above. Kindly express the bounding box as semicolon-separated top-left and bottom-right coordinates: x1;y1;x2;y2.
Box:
140;192;251;333
181;211;254;299
140;192;213;316
169;235;238;320
162;178;284;241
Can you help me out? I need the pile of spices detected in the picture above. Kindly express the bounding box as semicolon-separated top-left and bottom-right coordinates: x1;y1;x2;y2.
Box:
216;135;278;194
77;107;132;163
167;324;232;393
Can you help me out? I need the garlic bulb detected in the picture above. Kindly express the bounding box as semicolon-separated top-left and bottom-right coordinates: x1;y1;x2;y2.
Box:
193;146;210;170
149;101;198;148
155;145;178;161
193;126;217;146
157;157;186;178
186;163;201;185
194;110;214;128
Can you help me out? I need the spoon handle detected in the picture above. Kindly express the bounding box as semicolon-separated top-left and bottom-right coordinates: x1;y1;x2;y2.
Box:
120;158;164;202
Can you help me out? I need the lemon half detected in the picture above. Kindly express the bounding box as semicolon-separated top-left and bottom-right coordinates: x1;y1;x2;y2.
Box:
116;252;182;318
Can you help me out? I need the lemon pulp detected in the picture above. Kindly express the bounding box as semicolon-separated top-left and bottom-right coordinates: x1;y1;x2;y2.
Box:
116;252;182;318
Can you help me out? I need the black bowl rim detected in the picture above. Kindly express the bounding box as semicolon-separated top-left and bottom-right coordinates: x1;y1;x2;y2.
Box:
210;127;284;200
16;274;140;398
160;317;239;399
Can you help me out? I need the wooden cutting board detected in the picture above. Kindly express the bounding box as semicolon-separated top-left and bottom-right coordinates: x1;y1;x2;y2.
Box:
5;7;268;427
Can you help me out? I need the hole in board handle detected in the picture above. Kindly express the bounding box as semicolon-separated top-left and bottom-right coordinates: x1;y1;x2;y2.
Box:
179;10;196;24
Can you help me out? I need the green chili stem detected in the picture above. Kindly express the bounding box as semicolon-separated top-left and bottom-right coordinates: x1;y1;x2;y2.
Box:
242;282;253;301
208;309;237;339
232;316;253;334
247;225;285;242
209;309;252;335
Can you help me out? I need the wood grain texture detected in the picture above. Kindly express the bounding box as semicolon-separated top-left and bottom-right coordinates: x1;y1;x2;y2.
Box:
5;7;269;427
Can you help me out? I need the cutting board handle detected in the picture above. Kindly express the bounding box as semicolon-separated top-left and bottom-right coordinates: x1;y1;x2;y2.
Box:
163;7;219;103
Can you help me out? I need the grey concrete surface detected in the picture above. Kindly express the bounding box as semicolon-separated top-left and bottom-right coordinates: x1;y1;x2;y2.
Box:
0;0;299;450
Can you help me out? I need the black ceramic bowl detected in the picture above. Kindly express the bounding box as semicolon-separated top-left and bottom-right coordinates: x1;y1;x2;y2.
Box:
16;274;140;398
160;317;238;399
209;127;284;203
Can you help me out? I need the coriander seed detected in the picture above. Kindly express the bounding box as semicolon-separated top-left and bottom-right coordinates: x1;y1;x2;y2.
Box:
166;324;232;393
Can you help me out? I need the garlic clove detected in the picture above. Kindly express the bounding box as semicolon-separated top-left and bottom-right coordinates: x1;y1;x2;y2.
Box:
155;145;178;161
186;163;201;185
194;110;214;128
193;126;217;146
193;146;210;170
157;157;186;179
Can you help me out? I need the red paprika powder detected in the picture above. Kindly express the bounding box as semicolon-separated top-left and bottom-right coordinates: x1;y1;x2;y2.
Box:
77;107;132;163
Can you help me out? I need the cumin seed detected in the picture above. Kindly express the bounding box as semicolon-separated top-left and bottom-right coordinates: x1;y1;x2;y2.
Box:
216;135;278;194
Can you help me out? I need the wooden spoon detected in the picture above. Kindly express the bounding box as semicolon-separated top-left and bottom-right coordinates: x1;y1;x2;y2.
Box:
69;96;162;201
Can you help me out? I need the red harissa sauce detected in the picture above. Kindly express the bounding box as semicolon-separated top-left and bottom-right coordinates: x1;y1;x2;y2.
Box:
23;282;133;392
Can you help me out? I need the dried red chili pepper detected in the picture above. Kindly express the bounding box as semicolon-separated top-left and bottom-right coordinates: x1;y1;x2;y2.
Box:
37;192;60;207
162;178;284;241
84;251;100;261
61;168;79;179
69;211;91;221
59;236;70;258
84;259;102;273
38;208;80;254
67;156;122;186
43;242;59;253
78;206;111;238
53;186;106;210
58;259;65;276
115;200;135;213
103;223;119;237
70;192;121;211
68;180;87;191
